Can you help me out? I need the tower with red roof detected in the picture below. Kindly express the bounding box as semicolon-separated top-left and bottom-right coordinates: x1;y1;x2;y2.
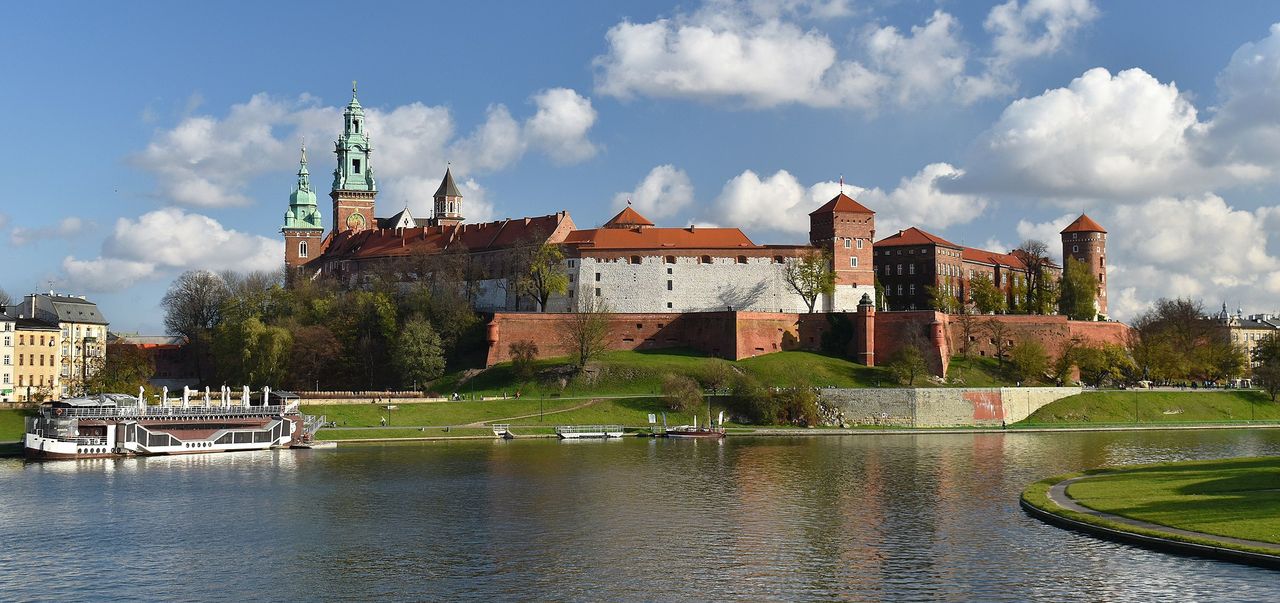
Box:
809;193;876;311
1060;214;1108;317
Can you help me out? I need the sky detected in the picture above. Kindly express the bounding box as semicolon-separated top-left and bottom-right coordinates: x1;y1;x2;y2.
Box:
3;0;1280;333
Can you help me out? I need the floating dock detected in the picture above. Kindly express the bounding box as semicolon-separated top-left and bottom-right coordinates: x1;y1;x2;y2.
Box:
555;425;625;439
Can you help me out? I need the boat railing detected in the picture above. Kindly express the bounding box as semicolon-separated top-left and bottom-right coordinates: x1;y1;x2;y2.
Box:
51;404;298;419
554;425;625;435
75;437;107;446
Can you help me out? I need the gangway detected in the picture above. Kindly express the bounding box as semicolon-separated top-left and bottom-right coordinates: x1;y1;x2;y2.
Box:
491;424;514;439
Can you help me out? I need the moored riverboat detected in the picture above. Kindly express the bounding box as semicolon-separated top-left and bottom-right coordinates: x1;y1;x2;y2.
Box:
663;412;727;439
23;391;315;460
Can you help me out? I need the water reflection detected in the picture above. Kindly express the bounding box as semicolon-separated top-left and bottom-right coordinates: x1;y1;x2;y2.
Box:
1;430;1278;601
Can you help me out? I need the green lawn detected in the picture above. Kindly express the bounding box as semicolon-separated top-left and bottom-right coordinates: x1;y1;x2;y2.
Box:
944;355;1047;387
303;397;599;428
1066;457;1280;545
0;409;30;442
317;427;560;440
1017;390;1278;426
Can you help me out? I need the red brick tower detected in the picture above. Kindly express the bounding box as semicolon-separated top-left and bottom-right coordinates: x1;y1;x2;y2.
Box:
809;192;876;311
1060;214;1108;317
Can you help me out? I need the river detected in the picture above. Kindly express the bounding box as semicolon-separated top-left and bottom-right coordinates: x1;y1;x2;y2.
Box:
1;429;1278;601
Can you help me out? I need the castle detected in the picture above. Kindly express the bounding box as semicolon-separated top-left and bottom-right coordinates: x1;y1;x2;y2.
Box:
283;88;1118;372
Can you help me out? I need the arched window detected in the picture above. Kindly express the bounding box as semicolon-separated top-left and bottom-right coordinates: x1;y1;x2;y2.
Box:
299;240;308;258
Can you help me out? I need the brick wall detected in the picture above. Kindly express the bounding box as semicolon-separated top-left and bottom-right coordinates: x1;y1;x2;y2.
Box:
945;314;1130;363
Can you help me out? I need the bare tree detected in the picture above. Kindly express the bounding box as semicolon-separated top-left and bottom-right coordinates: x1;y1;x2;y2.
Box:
954;305;979;358
982;318;1014;366
559;296;612;370
0;286;12;309
1014;239;1055;315
161;270;229;384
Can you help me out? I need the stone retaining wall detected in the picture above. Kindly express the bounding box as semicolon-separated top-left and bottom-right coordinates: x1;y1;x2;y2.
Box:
819;386;1081;428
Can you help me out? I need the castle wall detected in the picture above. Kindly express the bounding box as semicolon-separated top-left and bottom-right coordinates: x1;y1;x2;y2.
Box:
818;386;1081;427
568;255;814;314
945;313;1130;363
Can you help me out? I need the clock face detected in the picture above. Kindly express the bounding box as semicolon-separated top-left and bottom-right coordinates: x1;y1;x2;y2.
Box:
346;212;366;231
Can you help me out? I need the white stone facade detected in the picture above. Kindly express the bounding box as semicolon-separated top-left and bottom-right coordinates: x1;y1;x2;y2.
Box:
0;317;14;402
557;255;873;314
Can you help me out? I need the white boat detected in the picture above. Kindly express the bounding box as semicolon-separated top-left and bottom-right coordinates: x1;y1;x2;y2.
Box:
24;390;313;460
554;425;626;439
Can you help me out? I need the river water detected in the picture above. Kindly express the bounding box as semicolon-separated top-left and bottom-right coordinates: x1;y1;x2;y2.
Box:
1;429;1278;601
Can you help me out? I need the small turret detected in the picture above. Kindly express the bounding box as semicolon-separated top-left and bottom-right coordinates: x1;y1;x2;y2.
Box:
432;166;464;227
283;146;325;270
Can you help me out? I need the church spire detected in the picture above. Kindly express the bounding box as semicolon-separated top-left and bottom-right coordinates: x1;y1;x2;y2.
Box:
433;165;464;227
283;146;322;231
332;83;375;193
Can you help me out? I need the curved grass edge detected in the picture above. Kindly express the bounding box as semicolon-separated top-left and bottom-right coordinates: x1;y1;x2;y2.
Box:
1020;470;1280;567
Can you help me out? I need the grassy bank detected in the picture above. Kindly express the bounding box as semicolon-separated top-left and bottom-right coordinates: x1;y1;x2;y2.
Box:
1018;390;1278;426
1022;457;1280;556
302;396;715;429
0;409;30;442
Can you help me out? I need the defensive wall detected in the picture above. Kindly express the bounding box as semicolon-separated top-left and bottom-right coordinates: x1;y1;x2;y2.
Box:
485;310;1130;376
818;386;1082;428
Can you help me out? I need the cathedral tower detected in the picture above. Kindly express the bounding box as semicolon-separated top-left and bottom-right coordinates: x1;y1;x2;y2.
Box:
282;146;324;269
433;166;464;227
332;83;377;233
1060;214;1108;317
809;192;876;311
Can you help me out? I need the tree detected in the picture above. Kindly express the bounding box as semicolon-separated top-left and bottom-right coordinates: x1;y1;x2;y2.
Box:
212;316;293;387
982;318;1014;366
698;360;735;394
954;306;979;358
1008;339;1049;383
1058;257;1099;320
1076;344;1136;388
509;340;539;382
559;297;612;370
1014;240;1056;315
516;243;569;311
662;374;704;413
393;318;446;390
85;346;154;393
285;324;341;391
783;249;836;313
774;388;820;427
1253;334;1280;401
969;273;1004;314
161;270;229;384
0;286;12;308
1199;333;1247;384
885;345;929;386
925;285;959;314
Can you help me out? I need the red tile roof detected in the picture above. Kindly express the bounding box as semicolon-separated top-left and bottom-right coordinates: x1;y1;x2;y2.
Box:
810;192;875;215
315;213;571;261
962;247;1026;269
875;226;961;248
603;206;655;228
1061;214;1107;234
564;225;757;250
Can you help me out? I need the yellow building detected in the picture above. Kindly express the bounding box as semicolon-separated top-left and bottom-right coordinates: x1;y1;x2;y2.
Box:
13;319;60;401
1217;308;1280;371
1;314;14;402
16;293;108;397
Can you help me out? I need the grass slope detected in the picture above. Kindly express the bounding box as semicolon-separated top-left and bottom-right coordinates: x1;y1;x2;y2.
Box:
1019;390;1278;425
1064;457;1280;545
0;409;30;442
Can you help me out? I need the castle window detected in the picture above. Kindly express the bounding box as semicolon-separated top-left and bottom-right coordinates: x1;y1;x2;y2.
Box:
856;239;863;249
353;159;362;174
299;241;308;258
700;255;712;264
667;280;673;291
909;284;916;295
850;257;858;267
844;238;851;249
909;264;915;275
665;256;676;264
1072;245;1078;253
897;285;903;295
667;268;672;275
630;255;642;265
897;264;902;275
595;288;601;297
595;273;601;282
667;302;673;308
774;256;784;264
736;256;747;264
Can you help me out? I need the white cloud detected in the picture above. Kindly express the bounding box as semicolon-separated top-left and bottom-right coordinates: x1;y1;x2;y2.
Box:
612;165;695;220
1102;195;1280;320
525;88;600;164
61;257;157;293
61;208;282;293
10;217;89;246
865;11;969;106
985;0;1098;66
134;89;599;211
708;162;985;237
951;67;1214;199
1014;213;1075;261
954;24;1280;200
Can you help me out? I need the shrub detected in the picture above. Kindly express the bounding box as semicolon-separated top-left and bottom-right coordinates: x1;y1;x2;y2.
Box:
509;340;539;382
662;374;704;413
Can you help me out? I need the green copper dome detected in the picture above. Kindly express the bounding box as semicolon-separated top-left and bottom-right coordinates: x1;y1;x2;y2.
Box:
282;146;323;231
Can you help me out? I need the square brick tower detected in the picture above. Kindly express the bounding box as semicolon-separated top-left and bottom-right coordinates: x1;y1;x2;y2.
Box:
809;192;876;312
1060;214;1108;317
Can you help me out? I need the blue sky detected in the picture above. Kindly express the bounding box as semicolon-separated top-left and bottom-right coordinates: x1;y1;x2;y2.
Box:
4;0;1280;333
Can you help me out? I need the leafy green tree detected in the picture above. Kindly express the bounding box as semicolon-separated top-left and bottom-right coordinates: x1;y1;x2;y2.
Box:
213;316;293;387
393;318;446;390
88;345;155;393
1253;334;1280;401
662;374;704;413
969;274;1005;314
774;388;820;427
516;243;570;311
1058;257;1098;320
1076;344;1135;387
728;373;774;424
886;345;929;386
1008;339;1049;383
783;248;836;313
926;285;959;314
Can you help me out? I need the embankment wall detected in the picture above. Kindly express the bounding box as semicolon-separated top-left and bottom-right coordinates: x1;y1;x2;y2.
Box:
819;386;1081;428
